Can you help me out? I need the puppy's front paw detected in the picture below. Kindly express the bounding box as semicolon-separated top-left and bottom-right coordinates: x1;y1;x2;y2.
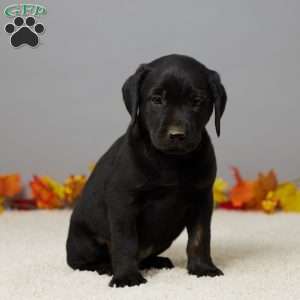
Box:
109;272;147;287
188;262;224;277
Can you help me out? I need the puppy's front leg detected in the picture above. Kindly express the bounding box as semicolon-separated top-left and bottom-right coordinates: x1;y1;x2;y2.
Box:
109;199;146;288
186;187;223;277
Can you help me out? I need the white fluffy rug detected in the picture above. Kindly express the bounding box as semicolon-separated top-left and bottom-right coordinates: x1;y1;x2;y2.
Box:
1;210;300;300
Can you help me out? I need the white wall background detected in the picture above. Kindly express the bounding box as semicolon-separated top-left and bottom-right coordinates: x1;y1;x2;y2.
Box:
1;0;299;185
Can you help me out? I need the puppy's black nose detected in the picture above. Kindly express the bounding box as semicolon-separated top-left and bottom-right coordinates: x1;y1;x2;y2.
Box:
168;127;186;142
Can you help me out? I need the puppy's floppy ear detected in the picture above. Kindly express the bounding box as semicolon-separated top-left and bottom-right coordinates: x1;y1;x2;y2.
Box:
122;64;149;124
208;70;227;137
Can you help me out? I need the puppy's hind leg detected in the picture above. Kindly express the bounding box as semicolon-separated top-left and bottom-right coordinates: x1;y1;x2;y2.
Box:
66;227;112;275
139;256;174;270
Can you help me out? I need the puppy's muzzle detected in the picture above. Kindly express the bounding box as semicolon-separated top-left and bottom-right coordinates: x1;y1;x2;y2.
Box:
167;126;186;143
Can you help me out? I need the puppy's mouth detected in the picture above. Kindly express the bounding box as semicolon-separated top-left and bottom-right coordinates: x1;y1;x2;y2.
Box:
151;139;200;156
161;148;191;156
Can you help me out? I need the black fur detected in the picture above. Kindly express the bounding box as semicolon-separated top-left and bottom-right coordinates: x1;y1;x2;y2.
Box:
66;54;227;287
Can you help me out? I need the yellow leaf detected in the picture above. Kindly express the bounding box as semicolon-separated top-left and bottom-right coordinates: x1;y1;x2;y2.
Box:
213;178;229;204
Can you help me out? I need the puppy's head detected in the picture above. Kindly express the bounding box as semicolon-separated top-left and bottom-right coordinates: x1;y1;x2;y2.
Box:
122;54;227;155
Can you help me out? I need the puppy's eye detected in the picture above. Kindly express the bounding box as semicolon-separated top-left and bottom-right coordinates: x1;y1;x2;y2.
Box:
191;97;205;107
151;95;163;105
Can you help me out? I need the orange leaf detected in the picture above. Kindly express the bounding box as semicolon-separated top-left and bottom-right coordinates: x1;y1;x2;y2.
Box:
0;174;22;197
229;167;255;208
30;176;63;209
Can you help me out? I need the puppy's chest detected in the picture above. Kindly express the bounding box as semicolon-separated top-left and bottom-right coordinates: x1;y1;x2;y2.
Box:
135;170;200;215
136;186;193;255
140;186;190;209
137;186;194;229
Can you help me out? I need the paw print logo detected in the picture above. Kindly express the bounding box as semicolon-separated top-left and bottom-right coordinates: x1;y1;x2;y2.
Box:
5;16;45;48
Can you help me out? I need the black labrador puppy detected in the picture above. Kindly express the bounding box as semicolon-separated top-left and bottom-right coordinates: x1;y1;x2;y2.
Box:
66;54;227;287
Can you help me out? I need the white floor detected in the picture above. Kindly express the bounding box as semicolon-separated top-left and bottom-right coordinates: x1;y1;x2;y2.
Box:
1;210;300;300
